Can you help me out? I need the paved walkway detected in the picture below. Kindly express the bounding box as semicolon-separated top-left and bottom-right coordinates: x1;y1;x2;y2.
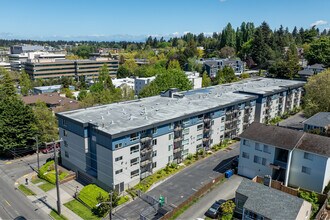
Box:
16;172;83;220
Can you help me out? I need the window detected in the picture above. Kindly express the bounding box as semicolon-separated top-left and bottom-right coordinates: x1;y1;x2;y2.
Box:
242;152;249;159
182;149;189;156
63;129;68;137
255;143;262;151
62;119;67;126
183;119;190;125
182;139;189;145
183;128;190;135
302;166;311;175
168;144;172;151
130;157;139;166
262;158;267;166
197;114;204;121
220;125;224;131
263;145;271;154
152;139;157;145
197;124;203;131
196;134;203;141
169;133;174;140
152;127;157;134
130;133;138;141
169;123;173;129
196;144;202;150
115;169;123;174
153;150;157;157
221;117;225;122
168;155;173;163
130;145;139;154
243;139;249;146
304;152;313;161
131;169;139;178
211;120;214;126
65;151;69;158
152;162;157;168
140;130;146;135
64;141;68;147
115;143;123;149
254;156;261;164
115;156;123;162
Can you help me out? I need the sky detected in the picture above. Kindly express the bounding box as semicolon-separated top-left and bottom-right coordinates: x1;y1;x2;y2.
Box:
0;0;329;41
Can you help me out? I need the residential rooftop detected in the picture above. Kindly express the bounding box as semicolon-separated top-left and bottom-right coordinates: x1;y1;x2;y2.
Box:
303;112;330;128
57;78;304;136
237;179;306;220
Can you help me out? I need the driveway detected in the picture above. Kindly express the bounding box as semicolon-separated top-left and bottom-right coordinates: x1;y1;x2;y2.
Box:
114;143;240;220
278;112;306;130
178;175;243;219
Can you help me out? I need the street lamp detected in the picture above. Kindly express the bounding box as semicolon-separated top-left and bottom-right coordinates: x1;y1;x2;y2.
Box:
96;191;113;220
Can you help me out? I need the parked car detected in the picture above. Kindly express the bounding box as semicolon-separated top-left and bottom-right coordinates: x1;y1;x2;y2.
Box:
204;200;225;218
41;143;60;154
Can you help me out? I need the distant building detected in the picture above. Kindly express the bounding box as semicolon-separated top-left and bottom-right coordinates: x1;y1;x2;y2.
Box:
134;58;149;66
303;112;330;136
0;62;11;70
238;122;330;193
10;45;45;54
25;57;119;80
0;47;9;62
33;85;75;95
134;76;156;94
22;93;80;113
112;78;135;90
185;71;202;89
200;58;244;78
298;63;325;80
235;178;312;220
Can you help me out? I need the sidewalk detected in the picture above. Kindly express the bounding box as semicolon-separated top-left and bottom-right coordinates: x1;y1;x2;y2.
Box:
16;172;83;220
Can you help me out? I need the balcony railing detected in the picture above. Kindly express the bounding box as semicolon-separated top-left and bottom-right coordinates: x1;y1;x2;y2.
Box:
174;137;183;142
140;159;152;167
174;126;183;132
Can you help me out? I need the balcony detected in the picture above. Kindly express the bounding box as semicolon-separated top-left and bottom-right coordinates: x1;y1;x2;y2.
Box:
140;146;153;154
140;136;152;143
203;118;211;122
226;111;234;115
202;137;210;143
270;160;287;170
174;126;183;132
140;171;152;179
174;137;183;142
173;147;182;154
140;158;152;167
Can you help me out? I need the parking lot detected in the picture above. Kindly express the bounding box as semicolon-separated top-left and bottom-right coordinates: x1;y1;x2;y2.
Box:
178;175;244;220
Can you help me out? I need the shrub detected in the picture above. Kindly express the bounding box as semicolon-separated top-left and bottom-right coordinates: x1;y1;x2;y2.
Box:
298;191;319;217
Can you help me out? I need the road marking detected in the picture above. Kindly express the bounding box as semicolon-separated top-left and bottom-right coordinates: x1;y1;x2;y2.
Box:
4;200;11;206
5;162;12;165
192;188;197;192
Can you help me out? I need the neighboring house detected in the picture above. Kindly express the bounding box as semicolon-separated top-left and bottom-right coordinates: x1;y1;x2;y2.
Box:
22;93;80;113
134;76;156;94
33;85;75;95
112;78;135;90
184;71;202;89
200;58;244;78
238;122;330;193
0;62;11;70
235;178;312;220
303;112;330;136
56;78;304;193
298;63;325;80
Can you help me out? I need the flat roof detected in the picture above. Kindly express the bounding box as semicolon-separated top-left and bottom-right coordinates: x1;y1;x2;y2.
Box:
34;85;62;90
57;78;304;136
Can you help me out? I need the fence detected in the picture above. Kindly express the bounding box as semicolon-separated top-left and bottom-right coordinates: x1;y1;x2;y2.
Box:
161;174;225;219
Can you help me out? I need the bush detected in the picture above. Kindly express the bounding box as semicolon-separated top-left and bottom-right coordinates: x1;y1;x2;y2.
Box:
298;191;320;217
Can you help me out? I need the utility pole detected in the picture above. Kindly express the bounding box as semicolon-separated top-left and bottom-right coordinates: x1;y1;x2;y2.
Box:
53;139;61;215
109;191;113;220
36;136;40;171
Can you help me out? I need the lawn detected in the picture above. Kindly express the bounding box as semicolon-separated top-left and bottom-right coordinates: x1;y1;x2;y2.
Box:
64;200;100;220
50;210;68;220
118;195;129;206
38;160;69;184
31;177;44;184
78;184;108;208
39;182;56;192
18;184;36;196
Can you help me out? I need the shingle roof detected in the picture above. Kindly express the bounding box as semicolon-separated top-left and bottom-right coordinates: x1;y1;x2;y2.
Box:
298;68;314;76
309;63;325;69
303;112;330;128
239;122;304;150
237;179;306;220
240;122;330;157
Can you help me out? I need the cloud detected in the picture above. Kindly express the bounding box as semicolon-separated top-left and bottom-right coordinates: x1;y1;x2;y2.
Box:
310;20;328;27
172;32;180;36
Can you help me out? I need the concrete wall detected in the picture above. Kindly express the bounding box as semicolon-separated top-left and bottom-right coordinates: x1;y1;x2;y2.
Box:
295;200;312;220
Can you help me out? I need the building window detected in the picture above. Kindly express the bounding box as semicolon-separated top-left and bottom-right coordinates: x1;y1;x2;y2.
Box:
183;128;189;135
242;152;249;159
169;133;174;140
196;134;202;141
152;127;157;134
197;114;204;121
115;156;123;162
131;169;139;178
304;152;313;161
211;120;215;125
63;130;68;137
153;150;157;157
64;141;68;147
62;119;67;126
168;155;173;163
197;124;203;131
130;145;139;154
243;139;249;146
183;119;190;125
169;123;173;129
220;125;224;131
65;151;69;158
140;130;146;135
168;144;172;151
152;139;157;145
302;166;311;175
152;162;157;168
262;158;267;166
182;139;189;145
130;157;139;166
263;145;271;154
115;169;123;175
254;156;261;164
130;133;138;141
221;117;225;122
115;143;123;149
255;143;261;151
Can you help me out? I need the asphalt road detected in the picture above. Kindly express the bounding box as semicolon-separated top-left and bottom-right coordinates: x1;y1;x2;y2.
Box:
0;153;52;220
278;111;306;130
114;143;240;220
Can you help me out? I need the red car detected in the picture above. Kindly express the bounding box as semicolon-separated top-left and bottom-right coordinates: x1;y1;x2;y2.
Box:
41;143;60;154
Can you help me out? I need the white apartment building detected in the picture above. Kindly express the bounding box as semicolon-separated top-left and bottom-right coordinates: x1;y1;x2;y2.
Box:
112;78;135;90
238;123;330;193
134;76;156;95
185;71;202;89
0;62;11;70
56;78;304;192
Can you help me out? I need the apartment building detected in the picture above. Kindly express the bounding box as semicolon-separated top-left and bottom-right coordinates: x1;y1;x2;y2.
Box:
56;78;304;192
303;112;330;136
200;58;244;78
134;76;156;95
185;71;202;89
238;122;330;193
24;57;119;80
0;62;11;70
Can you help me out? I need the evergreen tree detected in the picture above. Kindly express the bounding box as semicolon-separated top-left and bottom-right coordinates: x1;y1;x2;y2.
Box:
0;69;16;98
19;70;32;96
202;71;211;87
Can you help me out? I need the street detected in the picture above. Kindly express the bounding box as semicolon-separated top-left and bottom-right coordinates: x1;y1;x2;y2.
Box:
0;153;51;220
114;143;240;220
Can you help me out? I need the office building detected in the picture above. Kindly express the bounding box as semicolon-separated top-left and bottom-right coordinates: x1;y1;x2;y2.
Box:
238;122;330;193
0;62;11;70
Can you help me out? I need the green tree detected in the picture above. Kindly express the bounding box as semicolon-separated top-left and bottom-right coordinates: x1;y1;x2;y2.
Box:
98;64;109;83
92;191;119;217
202;71;211;87
219;46;236;58
33;101;58;143
19;70;32;96
167;60;181;70
0;68;16;98
77;90;88;101
117;65;131;78
216;66;237;84
303;69;330;117
220;200;236;220
305;37;330;67
123;59;138;75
